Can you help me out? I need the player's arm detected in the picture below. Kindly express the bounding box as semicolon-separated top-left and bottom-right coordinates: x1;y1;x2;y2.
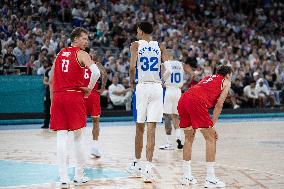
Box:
95;61;107;93
160;43;172;80
212;79;231;125
77;50;101;96
129;42;138;88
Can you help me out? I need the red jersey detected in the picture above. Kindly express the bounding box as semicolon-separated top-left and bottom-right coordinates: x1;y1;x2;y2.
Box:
53;46;85;92
83;67;99;92
186;74;224;108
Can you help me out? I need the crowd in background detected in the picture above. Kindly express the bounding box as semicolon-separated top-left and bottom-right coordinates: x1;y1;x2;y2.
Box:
0;0;284;109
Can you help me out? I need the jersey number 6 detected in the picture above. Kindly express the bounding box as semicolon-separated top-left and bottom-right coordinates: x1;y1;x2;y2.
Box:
140;57;159;71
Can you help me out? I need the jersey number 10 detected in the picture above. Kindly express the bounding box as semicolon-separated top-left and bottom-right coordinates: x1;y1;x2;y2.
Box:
140;57;159;71
171;72;181;83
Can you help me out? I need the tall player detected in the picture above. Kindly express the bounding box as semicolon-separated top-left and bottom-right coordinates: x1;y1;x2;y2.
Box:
178;65;232;188
159;56;197;150
83;50;107;158
50;27;100;188
128;21;172;183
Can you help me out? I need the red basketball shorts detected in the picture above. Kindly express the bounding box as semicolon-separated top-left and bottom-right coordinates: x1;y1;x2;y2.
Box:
50;91;87;131
177;93;213;129
85;91;101;117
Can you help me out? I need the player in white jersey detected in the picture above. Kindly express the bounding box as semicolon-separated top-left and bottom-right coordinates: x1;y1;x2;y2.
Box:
159;58;184;150
127;21;172;183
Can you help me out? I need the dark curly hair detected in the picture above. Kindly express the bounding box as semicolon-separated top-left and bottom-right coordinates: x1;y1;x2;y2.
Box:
216;65;232;77
137;21;153;34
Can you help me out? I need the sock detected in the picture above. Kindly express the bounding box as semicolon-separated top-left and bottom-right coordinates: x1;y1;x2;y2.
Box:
175;128;181;140
165;134;171;144
182;160;192;176
206;162;215;178
93;140;99;148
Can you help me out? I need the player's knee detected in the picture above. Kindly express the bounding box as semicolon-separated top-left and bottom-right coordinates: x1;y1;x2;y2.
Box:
202;129;216;142
164;113;171;126
184;129;195;141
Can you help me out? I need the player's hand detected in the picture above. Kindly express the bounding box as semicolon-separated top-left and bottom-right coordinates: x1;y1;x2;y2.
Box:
79;87;92;98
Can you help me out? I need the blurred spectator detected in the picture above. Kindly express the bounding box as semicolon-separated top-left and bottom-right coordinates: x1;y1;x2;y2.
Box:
243;81;258;108
3;45;17;66
108;75;132;110
13;39;26;65
256;78;275;108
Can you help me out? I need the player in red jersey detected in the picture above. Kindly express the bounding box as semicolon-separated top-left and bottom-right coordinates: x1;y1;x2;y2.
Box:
178;65;232;188
49;27;100;188
83;51;107;158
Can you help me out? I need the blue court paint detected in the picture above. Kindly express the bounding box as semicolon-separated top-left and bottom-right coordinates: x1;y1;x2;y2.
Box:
0;160;128;187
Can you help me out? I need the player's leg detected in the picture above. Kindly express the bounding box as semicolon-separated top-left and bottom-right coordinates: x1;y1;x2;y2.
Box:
50;92;70;188
87;92;102;157
142;83;163;183
73;128;89;185
172;113;183;149
181;127;197;185
201;127;225;188
57;130;69;188
159;113;174;150
91;116;101;157
65;92;88;185
127;84;146;177
178;95;197;185
173;88;183;149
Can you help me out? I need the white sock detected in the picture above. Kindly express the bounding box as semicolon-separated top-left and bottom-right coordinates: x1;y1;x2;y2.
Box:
206;162;215;178
166;135;171;144
93;140;99;148
182;160;192;176
175;128;181;140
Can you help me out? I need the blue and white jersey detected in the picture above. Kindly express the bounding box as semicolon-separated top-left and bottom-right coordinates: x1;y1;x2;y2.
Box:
136;40;162;83
164;60;184;88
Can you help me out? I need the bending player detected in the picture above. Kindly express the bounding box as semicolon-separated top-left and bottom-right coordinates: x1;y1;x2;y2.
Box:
50;27;100;188
83;50;107;158
128;21;172;183
159;56;197;150
178;65;232;188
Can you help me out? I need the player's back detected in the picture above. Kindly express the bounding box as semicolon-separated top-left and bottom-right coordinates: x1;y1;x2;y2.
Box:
53;46;85;92
164;60;184;88
136;40;162;83
187;74;224;108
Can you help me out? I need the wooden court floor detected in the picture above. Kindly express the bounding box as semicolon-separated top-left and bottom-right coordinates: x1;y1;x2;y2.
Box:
0;120;284;189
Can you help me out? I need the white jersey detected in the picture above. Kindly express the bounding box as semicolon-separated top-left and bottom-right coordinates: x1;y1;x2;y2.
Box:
136;40;162;83
164;60;184;88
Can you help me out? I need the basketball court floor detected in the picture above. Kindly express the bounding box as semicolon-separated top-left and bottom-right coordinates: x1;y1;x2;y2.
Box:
0;118;284;189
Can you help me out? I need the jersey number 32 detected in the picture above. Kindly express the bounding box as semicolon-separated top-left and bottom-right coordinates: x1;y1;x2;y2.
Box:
140;57;158;71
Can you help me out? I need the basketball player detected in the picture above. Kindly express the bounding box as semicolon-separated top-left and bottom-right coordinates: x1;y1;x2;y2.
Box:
127;21;172;183
83;51;107;158
178;65;232;188
159;56;197;150
50;27;100;188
